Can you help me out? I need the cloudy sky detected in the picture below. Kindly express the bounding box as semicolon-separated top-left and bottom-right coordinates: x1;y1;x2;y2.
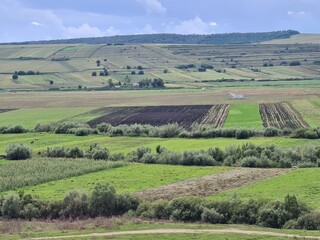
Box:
1;0;319;42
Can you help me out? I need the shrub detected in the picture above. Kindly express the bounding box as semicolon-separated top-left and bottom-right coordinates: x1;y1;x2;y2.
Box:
66;146;84;158
115;194;141;215
61;190;89;219
167;197;203;222
158;123;183;138
54;122;89;134
297;212;320;230
201;207;224;223
2;125;26;134
86;145;110;160
304;130;319;139
235;129;251;139
35;123;54;132
1;194;21;219
45;146;67;158
20;203;40;220
6;143;32;160
264;127;280;137
89;182;116;217
241;156;259;168
74;128;92;136
96;123;112;133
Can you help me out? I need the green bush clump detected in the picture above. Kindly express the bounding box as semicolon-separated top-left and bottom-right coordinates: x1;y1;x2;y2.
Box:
6;143;32;160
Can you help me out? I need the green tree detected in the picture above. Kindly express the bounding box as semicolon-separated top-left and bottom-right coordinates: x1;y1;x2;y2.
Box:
12;74;18;80
89;182;116;217
1;194;21;219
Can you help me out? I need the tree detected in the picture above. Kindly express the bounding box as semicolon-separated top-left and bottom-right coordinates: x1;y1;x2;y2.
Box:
1;194;21;219
12;74;18;80
137;65;143;70
131;71;136;75
89;182;116;217
163;69;169;73
125;75;131;83
91;71;97;77
152;78;165;88
138;70;144;75
78;85;82;89
62;190;89;219
49;80;54;85
108;79;114;88
96;59;101;66
126;65;131;70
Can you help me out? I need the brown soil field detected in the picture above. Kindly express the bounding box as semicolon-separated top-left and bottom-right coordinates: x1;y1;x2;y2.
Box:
88;105;229;129
135;168;290;201
259;102;309;129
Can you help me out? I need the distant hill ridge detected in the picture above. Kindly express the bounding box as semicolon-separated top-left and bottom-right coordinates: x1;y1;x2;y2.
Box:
3;30;299;45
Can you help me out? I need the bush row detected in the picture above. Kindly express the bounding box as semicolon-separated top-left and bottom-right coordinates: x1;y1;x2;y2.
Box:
0;182;139;220
2;183;320;231
1;122;320;140
135;195;320;230
5;142;320;168
128;144;320;168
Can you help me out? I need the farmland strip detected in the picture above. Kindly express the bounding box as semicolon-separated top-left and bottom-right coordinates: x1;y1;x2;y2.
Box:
259;102;309;129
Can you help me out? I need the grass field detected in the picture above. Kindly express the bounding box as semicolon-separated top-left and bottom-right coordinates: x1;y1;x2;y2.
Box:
208;168;320;209
0;107;93;129
1;133;319;156
9;164;230;200
292;97;320;127
0;159;125;193
224;103;262;128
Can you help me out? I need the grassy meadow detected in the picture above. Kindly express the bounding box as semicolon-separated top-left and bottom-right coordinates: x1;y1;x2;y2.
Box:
224;103;262;128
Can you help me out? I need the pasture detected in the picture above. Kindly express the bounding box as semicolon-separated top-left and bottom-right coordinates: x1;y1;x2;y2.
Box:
0;133;319;156
224;103;262;128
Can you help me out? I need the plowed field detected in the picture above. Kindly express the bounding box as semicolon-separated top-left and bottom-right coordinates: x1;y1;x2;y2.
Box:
259;102;309;129
88;104;230;129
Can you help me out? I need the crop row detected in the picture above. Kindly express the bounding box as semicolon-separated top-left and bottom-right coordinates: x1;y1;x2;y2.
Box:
259;102;309;129
88;105;230;129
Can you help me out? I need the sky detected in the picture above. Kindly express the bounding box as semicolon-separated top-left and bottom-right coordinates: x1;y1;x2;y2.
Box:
0;0;319;42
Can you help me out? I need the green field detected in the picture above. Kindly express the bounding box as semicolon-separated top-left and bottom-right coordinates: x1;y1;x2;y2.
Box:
224;103;262;128
209;168;320;209
0;133;319;156
0;158;125;193
0;107;93;129
8;164;229;200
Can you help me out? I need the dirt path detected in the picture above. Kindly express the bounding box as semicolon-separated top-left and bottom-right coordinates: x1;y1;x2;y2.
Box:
135;168;291;201
28;228;320;239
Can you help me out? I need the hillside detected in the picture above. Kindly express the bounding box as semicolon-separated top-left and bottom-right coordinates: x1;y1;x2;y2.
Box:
3;30;299;45
262;34;320;44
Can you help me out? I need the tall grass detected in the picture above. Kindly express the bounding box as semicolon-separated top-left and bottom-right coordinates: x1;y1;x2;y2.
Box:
0;158;126;192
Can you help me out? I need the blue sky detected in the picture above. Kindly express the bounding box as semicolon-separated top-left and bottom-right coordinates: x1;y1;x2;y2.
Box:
1;0;319;42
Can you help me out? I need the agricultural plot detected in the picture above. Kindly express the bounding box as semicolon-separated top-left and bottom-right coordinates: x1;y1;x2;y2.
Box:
224;104;262;128
0;158;125;192
13;164;229;200
259;102;309;129
292;97;320;127
0;107;93;129
209;168;320;209
0;109;16;114
87;105;230;129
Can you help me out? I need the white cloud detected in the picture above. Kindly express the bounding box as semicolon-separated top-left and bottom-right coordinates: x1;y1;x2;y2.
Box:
209;21;217;26
106;26;120;36
288;11;306;16
168;17;217;34
136;0;167;14
65;23;106;38
137;24;157;34
31;21;41;26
